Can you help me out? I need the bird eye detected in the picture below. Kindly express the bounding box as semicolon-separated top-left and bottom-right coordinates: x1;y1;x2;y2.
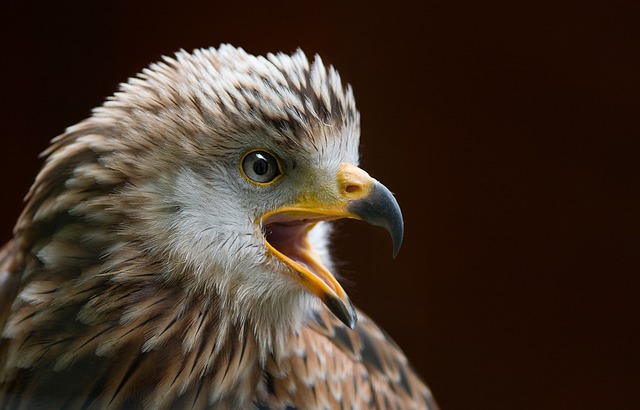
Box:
241;150;282;184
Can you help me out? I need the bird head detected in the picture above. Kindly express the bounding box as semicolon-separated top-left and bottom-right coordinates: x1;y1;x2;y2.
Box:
27;45;403;340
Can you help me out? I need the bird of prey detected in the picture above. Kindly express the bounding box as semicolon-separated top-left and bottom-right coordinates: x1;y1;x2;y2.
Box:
0;45;437;409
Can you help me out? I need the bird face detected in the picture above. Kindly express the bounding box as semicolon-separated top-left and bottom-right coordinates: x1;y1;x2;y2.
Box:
159;131;402;333
82;46;403;334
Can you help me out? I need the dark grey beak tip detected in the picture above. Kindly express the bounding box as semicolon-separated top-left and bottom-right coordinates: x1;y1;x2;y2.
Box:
325;295;358;329
348;181;405;259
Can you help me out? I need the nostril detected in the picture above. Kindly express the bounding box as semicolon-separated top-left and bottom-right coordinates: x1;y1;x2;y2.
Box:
345;184;361;193
338;164;373;197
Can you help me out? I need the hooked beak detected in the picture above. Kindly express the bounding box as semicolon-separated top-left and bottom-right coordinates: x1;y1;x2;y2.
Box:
261;163;404;329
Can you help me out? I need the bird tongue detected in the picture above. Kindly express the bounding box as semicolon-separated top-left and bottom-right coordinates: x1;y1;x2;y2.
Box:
263;220;338;293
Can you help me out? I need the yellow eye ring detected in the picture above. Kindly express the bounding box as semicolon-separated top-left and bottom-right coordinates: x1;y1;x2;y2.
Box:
240;149;283;186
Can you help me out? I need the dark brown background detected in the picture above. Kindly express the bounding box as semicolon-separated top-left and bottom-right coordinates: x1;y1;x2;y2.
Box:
1;1;638;409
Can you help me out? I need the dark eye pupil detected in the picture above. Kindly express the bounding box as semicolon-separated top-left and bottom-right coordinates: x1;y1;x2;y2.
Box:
253;158;268;175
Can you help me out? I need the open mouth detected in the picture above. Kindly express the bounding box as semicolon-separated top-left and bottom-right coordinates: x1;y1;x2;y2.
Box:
261;211;343;295
261;208;358;328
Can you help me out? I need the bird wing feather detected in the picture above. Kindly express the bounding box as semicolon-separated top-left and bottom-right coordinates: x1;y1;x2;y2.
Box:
256;306;438;409
0;240;20;333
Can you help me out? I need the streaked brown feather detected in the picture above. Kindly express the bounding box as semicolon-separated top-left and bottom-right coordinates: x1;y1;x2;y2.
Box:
256;307;437;409
0;246;264;408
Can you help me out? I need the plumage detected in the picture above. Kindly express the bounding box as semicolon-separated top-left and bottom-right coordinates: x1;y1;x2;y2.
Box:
0;45;436;409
